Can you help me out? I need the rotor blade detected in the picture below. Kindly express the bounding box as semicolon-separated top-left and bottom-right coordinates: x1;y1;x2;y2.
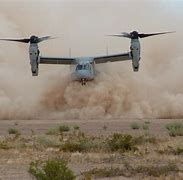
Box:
121;32;131;38
37;36;54;43
0;38;30;43
107;34;131;38
138;31;175;38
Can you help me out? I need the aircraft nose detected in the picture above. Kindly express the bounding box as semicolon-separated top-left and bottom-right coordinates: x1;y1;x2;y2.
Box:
77;70;90;79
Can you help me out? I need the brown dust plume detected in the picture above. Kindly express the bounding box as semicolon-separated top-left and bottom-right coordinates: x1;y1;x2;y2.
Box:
0;0;183;119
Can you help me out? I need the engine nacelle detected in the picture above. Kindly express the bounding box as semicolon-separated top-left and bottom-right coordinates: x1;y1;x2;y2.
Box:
29;43;39;76
130;39;141;72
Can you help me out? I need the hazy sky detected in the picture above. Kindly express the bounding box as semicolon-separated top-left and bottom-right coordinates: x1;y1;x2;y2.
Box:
1;0;183;56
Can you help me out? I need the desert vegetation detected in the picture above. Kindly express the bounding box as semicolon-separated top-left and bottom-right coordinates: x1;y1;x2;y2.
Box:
0;122;182;180
130;122;140;130
130;122;150;131
29;159;75;180
166;122;183;136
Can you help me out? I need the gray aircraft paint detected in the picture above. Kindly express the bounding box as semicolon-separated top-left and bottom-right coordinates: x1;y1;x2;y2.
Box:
0;31;173;85
130;39;140;72
29;43;39;76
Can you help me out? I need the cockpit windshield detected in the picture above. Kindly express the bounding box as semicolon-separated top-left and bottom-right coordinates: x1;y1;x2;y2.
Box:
76;64;83;70
76;63;91;71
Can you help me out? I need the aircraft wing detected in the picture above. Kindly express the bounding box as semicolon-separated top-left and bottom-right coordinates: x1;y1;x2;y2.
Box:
94;52;131;64
39;56;76;65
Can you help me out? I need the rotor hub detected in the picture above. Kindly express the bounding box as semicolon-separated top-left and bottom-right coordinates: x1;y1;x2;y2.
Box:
130;31;139;39
30;35;39;43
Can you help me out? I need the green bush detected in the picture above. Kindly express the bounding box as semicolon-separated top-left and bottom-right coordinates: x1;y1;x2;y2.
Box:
142;124;149;130
29;159;75;180
61;136;92;152
46;128;60;135
0;142;10;150
61;140;87;152
108;134;138;152
73;126;80;130
46;125;70;135
59;125;70;133
130;122;140;130
60;132;107;153
166;122;183;136
175;147;183;155
8;128;20;136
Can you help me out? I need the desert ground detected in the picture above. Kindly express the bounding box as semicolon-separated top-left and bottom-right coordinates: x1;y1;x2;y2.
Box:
0;118;182;180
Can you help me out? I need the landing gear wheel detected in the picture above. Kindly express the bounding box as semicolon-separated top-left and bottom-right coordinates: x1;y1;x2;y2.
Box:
81;79;86;86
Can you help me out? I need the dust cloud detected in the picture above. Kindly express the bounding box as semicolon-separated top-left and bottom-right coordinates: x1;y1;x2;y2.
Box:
0;0;183;120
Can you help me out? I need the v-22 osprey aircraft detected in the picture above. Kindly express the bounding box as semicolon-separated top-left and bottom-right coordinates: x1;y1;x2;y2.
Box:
0;31;173;85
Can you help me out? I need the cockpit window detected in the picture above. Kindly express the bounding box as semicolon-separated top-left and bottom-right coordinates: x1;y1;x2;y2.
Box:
76;64;91;71
76;64;83;70
84;64;91;70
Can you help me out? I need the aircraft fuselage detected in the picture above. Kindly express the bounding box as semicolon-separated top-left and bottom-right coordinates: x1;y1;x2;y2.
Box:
71;57;95;85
